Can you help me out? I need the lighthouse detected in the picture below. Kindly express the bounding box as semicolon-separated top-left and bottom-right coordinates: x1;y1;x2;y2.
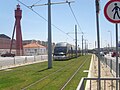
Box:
15;4;23;56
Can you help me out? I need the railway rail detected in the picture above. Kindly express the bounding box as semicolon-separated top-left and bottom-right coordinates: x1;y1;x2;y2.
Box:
60;57;88;90
22;56;90;90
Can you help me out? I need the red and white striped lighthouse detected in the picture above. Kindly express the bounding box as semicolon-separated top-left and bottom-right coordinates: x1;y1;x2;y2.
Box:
15;4;23;56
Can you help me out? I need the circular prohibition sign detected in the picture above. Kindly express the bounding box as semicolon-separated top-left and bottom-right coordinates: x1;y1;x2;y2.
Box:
104;0;120;23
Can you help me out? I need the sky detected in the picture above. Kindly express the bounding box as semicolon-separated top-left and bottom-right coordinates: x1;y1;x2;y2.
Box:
0;0;119;49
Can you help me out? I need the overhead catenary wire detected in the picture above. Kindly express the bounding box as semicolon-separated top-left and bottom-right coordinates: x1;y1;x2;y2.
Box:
66;0;83;34
17;0;47;21
17;0;74;40
33;0;43;5
30;0;43;8
68;4;82;33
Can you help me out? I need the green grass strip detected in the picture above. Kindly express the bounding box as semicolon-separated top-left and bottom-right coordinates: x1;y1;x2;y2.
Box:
0;55;91;90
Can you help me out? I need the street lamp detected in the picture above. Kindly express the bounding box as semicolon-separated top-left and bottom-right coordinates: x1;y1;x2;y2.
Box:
108;30;112;51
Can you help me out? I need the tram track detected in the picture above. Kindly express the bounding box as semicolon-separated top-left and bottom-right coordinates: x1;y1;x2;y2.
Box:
22;56;90;90
39;56;89;90
60;56;89;90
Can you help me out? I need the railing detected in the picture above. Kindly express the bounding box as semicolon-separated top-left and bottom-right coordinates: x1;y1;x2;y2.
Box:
77;77;120;90
77;54;120;90
100;56;117;76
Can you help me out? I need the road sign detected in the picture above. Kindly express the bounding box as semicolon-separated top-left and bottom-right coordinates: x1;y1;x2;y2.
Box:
104;0;120;23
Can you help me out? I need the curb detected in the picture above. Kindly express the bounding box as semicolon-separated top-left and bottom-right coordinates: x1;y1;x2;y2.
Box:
76;54;94;90
85;54;94;90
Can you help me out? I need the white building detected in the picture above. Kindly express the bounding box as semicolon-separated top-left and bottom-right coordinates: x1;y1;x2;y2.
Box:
23;42;47;56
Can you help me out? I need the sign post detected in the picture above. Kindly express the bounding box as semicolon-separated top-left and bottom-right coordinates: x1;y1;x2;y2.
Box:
95;0;101;89
104;0;120;90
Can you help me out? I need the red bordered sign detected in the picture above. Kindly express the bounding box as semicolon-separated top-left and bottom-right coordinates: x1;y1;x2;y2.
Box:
104;0;120;23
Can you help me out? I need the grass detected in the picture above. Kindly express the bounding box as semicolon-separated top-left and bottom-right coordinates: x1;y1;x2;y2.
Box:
0;55;91;90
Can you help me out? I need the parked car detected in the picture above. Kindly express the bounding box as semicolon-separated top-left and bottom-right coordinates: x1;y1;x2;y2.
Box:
100;52;104;56
104;51;109;55
1;52;15;57
111;52;117;57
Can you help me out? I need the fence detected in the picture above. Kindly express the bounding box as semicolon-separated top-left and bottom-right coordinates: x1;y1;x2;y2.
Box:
77;54;120;90
100;56;120;77
0;55;48;70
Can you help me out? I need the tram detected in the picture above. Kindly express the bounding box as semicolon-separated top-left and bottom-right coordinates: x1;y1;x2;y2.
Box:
53;42;80;60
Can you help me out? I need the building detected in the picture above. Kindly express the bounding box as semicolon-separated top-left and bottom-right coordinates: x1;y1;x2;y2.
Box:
23;40;47;46
23;40;55;52
0;34;55;56
0;34;16;54
23;41;47;56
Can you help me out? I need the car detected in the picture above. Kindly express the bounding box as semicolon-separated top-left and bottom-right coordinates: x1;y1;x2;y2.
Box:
111;52;118;57
100;52;104;56
104;51;109;55
1;52;15;57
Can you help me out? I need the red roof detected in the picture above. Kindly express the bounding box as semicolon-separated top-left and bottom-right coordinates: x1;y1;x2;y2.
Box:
23;42;46;48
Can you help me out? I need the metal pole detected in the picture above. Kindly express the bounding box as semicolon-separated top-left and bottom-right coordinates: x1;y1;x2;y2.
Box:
95;41;96;48
87;43;89;54
116;23;118;90
95;0;101;89
118;63;120;77
48;0;52;69
85;40;86;55
82;34;83;55
23;0;74;69
108;30;112;51
75;25;77;57
110;31;112;49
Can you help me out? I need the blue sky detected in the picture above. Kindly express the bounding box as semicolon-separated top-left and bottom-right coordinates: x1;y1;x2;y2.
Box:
0;0;118;49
